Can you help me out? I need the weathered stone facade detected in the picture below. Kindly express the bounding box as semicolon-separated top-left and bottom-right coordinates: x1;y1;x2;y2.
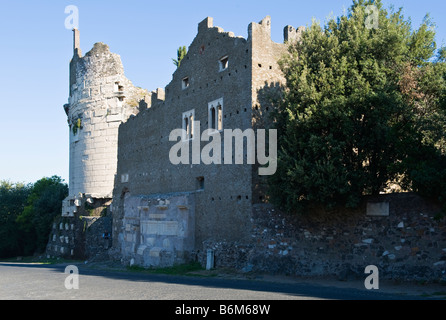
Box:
119;192;195;267
48;16;446;282
200;193;446;282
46;213;112;261
111;16;290;267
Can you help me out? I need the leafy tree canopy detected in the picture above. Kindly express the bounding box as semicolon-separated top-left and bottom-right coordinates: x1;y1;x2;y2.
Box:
0;176;68;258
269;0;446;214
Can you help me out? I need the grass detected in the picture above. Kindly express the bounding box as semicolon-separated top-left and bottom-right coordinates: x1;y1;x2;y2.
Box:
0;256;82;265
127;261;208;276
421;291;446;298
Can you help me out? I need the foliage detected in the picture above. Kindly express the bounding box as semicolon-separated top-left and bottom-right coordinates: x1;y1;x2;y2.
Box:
0;181;31;258
128;261;204;276
0;176;68;258
72;118;82;135
172;46;187;68
269;0;446;214
16;176;68;255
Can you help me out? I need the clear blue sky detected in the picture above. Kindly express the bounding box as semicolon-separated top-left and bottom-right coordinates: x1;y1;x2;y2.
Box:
0;0;445;184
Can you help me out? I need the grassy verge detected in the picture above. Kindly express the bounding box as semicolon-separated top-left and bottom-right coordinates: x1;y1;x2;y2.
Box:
0;256;82;265
421;291;446;299
127;261;212;277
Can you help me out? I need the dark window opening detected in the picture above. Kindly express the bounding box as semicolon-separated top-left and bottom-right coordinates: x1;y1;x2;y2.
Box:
182;77;190;89
210;107;216;130
196;177;204;191
184;117;189;136
219;56;229;71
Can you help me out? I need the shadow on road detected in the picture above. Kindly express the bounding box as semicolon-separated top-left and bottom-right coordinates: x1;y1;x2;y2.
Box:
0;262;439;300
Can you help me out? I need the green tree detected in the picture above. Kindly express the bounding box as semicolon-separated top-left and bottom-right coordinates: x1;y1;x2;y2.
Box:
16;176;68;255
0;181;31;258
269;0;446;214
172;46;187;68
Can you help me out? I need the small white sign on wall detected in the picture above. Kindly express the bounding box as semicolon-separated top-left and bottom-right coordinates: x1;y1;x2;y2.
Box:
366;202;390;217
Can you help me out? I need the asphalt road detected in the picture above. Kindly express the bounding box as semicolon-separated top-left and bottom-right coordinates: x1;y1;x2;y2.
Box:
0;262;438;301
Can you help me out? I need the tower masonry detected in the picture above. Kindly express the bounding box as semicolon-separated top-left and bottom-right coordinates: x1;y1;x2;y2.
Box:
62;29;148;217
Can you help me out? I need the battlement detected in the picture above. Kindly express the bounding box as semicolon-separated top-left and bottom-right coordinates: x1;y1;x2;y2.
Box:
198;17;213;33
197;16;243;40
198;15;300;44
248;16;272;41
284;25;305;43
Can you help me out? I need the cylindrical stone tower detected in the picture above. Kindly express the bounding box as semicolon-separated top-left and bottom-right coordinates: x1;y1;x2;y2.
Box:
62;29;147;217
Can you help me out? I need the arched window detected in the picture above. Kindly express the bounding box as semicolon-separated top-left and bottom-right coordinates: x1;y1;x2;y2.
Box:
210;107;216;130
208;98;223;132
217;104;223;131
182;109;195;141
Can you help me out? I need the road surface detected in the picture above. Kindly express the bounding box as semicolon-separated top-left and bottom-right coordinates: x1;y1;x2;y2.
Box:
0;262;439;301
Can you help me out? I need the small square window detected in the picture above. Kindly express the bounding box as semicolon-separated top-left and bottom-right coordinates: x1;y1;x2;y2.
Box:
219;56;229;71
117;97;124;108
182;77;190;90
196;177;204;191
121;174;129;183
114;82;124;92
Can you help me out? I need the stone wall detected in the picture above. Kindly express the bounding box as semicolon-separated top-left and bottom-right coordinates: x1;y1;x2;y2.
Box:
117;192;195;267
46;205;112;261
200;193;446;282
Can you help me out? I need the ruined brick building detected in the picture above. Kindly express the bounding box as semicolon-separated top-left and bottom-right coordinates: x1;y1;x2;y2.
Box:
113;16;304;267
45;16;446;283
46;16;303;265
